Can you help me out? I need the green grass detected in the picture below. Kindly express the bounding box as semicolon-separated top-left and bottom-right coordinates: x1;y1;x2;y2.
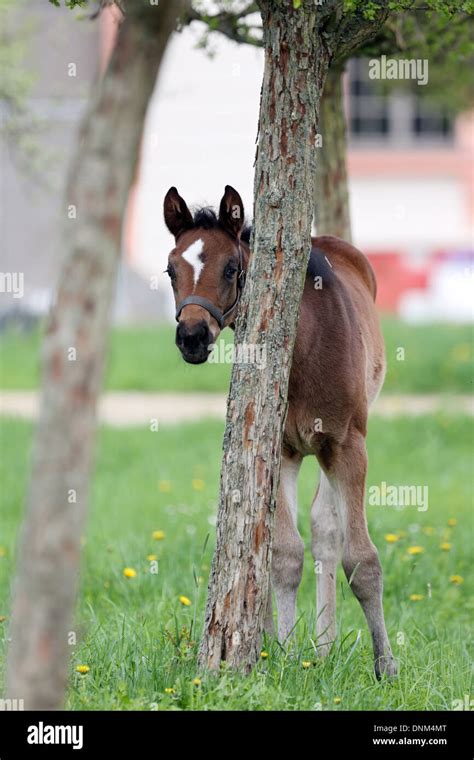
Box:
0;318;472;393
0;414;472;710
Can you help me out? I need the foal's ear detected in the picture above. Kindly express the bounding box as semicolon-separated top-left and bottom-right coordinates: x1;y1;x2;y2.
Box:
218;185;244;239
163;187;194;239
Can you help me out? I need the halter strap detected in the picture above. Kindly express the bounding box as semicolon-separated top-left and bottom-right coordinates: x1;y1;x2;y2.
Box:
175;295;227;329
175;243;246;329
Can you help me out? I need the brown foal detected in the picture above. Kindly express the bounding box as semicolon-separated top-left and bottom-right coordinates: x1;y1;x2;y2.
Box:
164;185;397;678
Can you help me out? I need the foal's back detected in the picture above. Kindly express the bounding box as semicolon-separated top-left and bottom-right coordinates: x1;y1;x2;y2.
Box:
284;235;385;457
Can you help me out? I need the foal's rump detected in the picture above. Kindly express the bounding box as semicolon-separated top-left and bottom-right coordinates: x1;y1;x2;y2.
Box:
309;235;377;301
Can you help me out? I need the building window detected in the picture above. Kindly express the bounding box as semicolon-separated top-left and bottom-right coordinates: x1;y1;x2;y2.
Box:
347;58;453;146
349;59;390;138
412;100;452;139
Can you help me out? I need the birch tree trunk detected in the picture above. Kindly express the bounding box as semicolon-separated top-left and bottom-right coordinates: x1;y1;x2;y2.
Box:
314;66;352;242
199;0;330;672
6;0;184;710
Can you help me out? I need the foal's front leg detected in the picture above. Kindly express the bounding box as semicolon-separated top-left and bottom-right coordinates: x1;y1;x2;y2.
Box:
269;453;304;643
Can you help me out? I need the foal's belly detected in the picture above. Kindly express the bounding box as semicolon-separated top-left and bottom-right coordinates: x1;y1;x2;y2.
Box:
282;381;360;460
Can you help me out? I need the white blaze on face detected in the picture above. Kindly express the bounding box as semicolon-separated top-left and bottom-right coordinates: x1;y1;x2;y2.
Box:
182;238;205;289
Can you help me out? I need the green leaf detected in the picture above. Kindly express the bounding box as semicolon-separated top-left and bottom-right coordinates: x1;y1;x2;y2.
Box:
293;0;302;8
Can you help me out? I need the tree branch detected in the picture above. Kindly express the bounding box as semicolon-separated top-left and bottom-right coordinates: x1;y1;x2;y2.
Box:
330;4;392;63
183;1;262;47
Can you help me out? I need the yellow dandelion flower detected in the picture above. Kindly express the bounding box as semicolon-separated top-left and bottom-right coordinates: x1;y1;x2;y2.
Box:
447;518;457;527
334;697;342;704
409;594;424;601
384;534;399;543
302;661;312;669
123;567;137;579
76;665;90;674
407;546;424;556
147;554;158;561
164;687;175;694
450;575;464;585
192;479;205;491
192;678;202;686
260;651;269;659
158;481;172;493
179;595;192;607
440;542;452;551
152;530;165;541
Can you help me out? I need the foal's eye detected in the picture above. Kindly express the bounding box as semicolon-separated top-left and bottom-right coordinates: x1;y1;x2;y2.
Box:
224;264;237;281
165;264;176;281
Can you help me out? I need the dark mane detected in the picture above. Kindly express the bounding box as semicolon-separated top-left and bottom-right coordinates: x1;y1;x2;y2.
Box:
192;206;252;244
192;207;220;230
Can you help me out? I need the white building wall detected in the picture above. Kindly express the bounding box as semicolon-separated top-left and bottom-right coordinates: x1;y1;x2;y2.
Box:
350;177;471;253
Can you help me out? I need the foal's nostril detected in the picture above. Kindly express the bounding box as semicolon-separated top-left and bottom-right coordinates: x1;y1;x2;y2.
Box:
176;322;186;347
176;321;211;354
176;322;186;348
195;323;209;342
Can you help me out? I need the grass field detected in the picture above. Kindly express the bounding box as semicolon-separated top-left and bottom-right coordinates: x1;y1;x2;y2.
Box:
0;318;472;393
0;414;472;711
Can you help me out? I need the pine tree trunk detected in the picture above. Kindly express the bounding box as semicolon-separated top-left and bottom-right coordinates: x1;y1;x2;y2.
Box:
199;0;329;672
5;1;183;710
314;66;352;242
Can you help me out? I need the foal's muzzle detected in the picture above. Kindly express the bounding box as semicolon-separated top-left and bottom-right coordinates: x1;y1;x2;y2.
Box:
176;320;213;364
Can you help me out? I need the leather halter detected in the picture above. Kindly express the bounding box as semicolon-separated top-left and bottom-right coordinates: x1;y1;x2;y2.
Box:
175;242;246;329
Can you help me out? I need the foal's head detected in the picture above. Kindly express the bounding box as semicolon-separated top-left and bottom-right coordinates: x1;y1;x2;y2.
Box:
164;185;247;364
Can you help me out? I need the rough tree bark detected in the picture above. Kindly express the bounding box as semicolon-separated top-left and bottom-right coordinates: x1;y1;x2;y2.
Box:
199;0;330;672
6;0;184;710
314;66;352;242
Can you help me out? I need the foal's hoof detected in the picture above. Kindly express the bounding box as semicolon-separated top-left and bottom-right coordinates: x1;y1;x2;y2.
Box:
375;654;398;680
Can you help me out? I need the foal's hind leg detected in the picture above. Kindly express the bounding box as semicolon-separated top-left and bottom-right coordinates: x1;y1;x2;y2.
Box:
331;426;397;678
311;471;343;656
270;452;304;643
